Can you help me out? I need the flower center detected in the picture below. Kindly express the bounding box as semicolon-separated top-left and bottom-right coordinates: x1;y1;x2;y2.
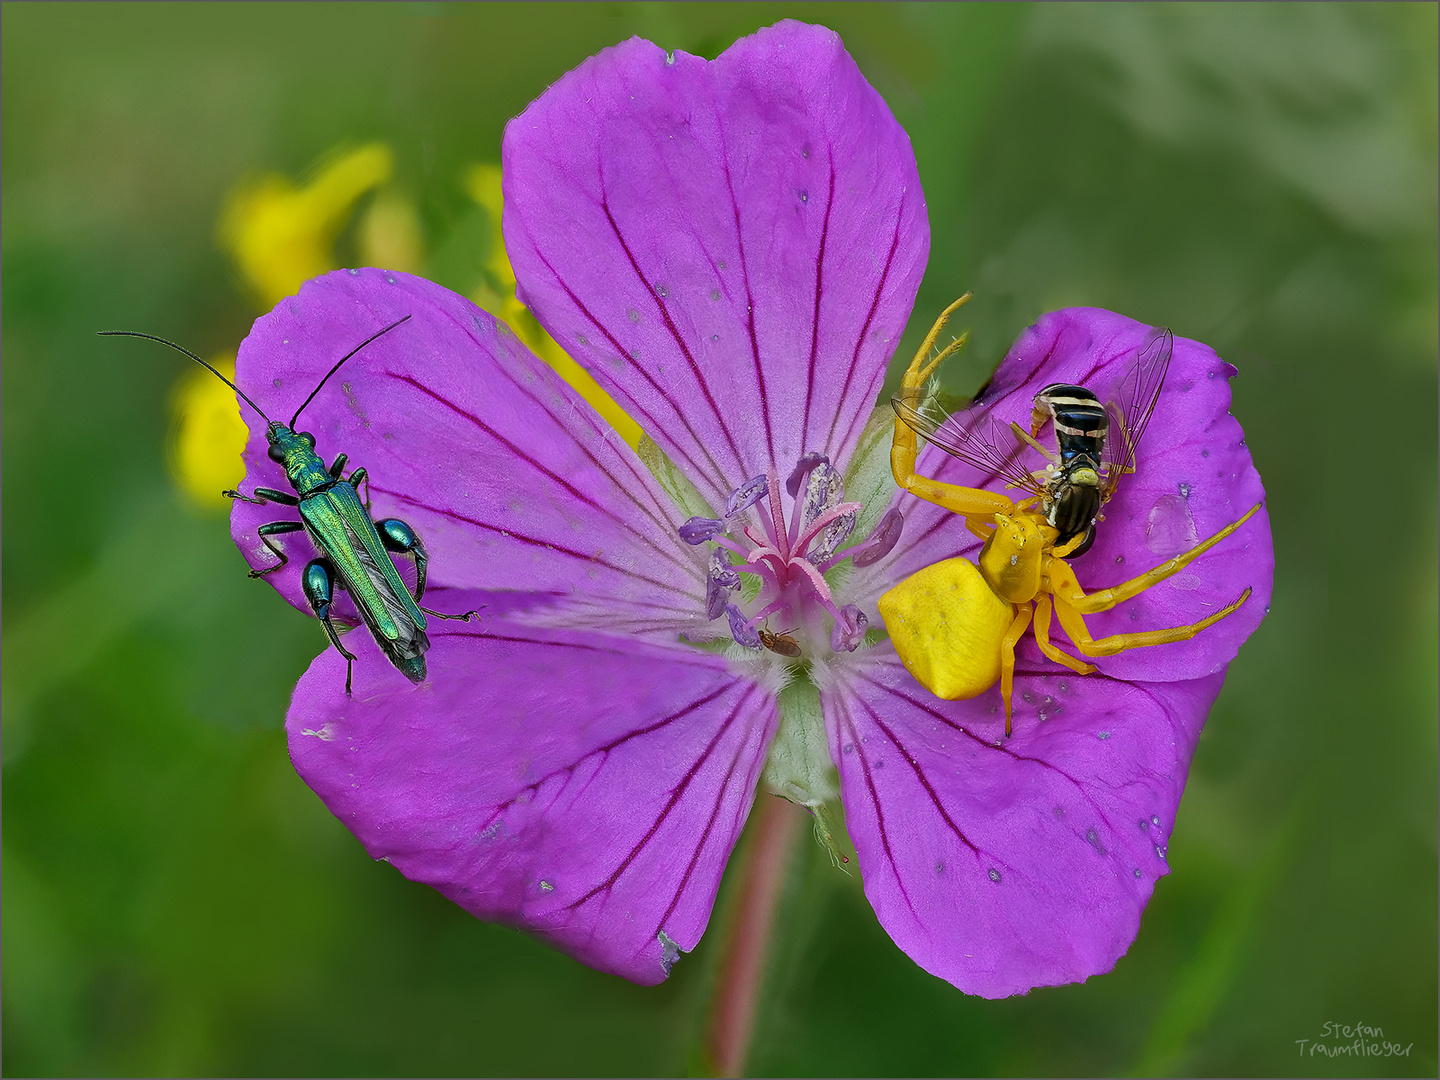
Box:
678;453;903;657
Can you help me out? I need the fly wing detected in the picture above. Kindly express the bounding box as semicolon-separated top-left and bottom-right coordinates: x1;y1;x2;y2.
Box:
1101;327;1172;502
892;386;1043;496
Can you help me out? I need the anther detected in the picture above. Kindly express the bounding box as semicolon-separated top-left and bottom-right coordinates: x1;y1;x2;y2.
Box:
705;550;739;619
725;474;769;517
830;604;868;652
705;574;728;620
785;452;829;497
801;460;843;528
726;603;762;649
801;505;860;564
679;517;724;545
709;549;740;590
852;507;904;567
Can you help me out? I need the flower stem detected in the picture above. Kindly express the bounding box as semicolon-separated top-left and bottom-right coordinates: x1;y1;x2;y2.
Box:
703;794;805;1077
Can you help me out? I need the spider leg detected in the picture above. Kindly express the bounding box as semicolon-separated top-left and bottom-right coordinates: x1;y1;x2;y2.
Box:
965;517;997;542
1053;529;1092;559
1063;502;1260;615
999;603;1033;736
893;430;1017;519
904;294;974;389
1051;586;1252;659
1033;594;1096;675
892;298;1016;521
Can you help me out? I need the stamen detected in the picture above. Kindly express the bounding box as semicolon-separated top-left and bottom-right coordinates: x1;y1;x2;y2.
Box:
785;452;828;497
811;512;857;564
830;604;868;652
712;536;750;560
801;460;843;529
851;507;904;567
749;595;787;623
795;501;862;563
791;455;839;551
709;549;740;590
726;603;762;649
683;453;879;659
725;474;769;518
705;550;739;619
705;572;729;620
679;516;725;545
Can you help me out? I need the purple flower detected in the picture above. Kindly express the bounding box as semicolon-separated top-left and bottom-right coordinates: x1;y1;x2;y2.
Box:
228;21;1272;999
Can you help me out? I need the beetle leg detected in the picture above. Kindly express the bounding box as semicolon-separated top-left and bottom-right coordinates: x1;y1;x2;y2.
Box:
227;487;299;506
421;605;485;622
374;518;482;620
376;518;427;602
251;520;305;577
347;467;371;511
303;558;357;696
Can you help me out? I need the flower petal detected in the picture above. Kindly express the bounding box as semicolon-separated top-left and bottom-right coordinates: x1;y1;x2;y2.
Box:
853;307;1272;681
229;268;708;644
824;652;1222;998
503;20;928;502
289;623;777;984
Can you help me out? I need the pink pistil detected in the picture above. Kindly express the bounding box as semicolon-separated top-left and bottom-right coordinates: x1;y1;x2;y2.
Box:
695;462;874;650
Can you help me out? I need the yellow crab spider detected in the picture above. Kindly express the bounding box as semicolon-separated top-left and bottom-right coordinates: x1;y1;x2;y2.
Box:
878;296;1258;734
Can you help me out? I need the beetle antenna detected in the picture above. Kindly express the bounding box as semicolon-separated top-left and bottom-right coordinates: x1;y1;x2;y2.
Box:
289;314;412;429
98;330;273;424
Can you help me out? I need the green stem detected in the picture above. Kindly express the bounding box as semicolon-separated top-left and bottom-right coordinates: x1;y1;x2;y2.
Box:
703;795;805;1078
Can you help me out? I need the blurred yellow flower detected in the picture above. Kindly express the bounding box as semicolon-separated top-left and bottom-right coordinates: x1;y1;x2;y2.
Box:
175;146;640;513
464;163;642;448
358;188;424;276
169;354;249;510
218;142;400;309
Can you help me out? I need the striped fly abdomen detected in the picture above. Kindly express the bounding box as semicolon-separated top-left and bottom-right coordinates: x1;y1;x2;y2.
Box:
1032;383;1108;555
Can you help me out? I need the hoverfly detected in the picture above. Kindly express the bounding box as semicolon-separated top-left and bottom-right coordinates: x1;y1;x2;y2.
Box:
892;320;1173;559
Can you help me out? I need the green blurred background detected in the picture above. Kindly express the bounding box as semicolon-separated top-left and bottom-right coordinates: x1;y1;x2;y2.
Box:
4;3;1436;1075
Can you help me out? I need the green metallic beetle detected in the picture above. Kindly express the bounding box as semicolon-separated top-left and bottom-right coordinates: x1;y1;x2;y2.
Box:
103;317;473;693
